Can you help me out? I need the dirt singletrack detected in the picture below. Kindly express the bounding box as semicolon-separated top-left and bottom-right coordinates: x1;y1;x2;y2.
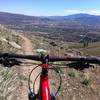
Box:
18;34;40;100
19;34;33;55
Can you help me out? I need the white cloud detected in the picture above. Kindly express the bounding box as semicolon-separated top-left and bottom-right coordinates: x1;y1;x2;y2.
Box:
89;10;100;15
64;9;100;15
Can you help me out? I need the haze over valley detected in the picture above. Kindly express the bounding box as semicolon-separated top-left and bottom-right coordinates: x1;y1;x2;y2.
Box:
0;12;100;42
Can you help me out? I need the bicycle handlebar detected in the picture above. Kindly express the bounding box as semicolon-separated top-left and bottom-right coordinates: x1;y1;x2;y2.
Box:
49;56;100;64
0;53;100;64
0;53;42;61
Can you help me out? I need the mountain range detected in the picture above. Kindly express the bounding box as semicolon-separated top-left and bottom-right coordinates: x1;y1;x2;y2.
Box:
0;12;100;24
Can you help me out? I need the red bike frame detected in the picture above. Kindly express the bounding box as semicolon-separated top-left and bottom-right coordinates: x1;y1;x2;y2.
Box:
39;64;50;100
39;56;51;100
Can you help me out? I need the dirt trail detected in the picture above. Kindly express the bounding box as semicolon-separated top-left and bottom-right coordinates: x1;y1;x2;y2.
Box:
18;34;33;54
18;34;40;100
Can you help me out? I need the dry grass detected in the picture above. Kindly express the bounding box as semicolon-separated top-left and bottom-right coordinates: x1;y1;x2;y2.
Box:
0;25;23;53
67;42;100;56
0;25;24;100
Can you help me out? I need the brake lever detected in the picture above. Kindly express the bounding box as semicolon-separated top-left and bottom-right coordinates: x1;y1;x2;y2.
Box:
67;61;94;70
0;57;22;67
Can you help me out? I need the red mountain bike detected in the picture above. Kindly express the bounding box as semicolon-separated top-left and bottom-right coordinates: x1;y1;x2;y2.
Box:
0;53;100;100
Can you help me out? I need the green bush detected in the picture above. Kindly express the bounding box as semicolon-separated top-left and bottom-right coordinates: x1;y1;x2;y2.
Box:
82;79;91;86
68;72;76;78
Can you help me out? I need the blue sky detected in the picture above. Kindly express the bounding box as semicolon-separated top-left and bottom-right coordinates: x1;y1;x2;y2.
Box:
0;0;100;16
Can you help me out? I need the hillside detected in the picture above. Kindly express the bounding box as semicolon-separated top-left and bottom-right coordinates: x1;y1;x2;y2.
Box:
0;25;39;100
25;33;100;100
0;25;22;100
0;25;22;53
